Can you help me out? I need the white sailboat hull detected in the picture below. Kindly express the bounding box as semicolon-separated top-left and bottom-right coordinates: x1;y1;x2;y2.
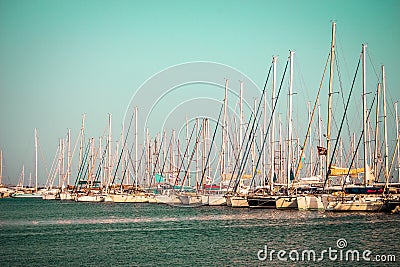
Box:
207;195;227;206
59;192;74;200
155;194;181;205
11;192;42;198
326;196;386;212
75;195;105;202
230;196;249;208
297;195;324;211
109;194;148;203
42;193;59;200
276;196;298;209
178;195;203;206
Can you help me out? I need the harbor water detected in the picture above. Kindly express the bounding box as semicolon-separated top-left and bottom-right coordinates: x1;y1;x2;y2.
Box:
0;198;398;266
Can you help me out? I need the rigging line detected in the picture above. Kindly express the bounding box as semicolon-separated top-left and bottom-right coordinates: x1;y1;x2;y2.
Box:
149;131;166;187
94;141;109;181
226;109;254;190
366;49;381;83
60;129;84;186
120;130;142;189
123;148;136;189
229;64;272;192
199;102;224;191
73;140;91;191
293;55;311;109
324;56;361;189
46;144;59;188
85;123;111;184
111;110;135;186
335;54;352;143
159;132;174;177
37;137;50;180
174;122;197;186
249;59;291;189
340;89;377;191
335;31;352;85
291;54;330;184
130;145;146;187
174;139;188;175
109;136;134;190
229;63;273;192
180;121;203;191
386;133;400;187
235;99;264;191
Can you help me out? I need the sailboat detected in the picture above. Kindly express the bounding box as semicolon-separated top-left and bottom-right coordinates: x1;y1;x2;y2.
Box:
11;129;43;198
275;50;299;210
325;44;388;212
248;56;280;209
290;23;338;211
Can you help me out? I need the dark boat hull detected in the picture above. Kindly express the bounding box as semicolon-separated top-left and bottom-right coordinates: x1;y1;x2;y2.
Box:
248;196;277;208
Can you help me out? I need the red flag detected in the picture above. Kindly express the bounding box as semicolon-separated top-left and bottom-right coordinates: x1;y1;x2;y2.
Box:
317;146;327;155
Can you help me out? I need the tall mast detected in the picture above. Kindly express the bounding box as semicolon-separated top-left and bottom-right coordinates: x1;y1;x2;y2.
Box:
252;98;257;181
326;21;336;183
318;105;323;177
186;117;190;186
0;150;2;185
107;114;112;186
22;165;25;188
207;118;211;178
263;75;267;187
308;102;313;176
99;136;103;184
395;102;400;182
67;129;71;186
34;128;38;192
374;83;381;176
270;56;277;190
239;81;243;166
58;139;62;188
382;65;389;182
121;120;126;184
278;113;283;183
146;128;150;187
90;138;95;181
134;107;138;187
61;137;65;188
196;118;199;188
287;50;294;187
362;44;368;186
221;79;228;177
79;114;85;172
171;130;175;183
202;118;207;187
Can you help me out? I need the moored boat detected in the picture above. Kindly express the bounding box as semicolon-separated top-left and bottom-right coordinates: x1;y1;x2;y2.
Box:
248;195;278;208
11;191;43;198
276;196;298;209
326;195;386;212
75;193;105;202
109;193;148;203
207;194;227;206
297;195;324;211
230;195;249;208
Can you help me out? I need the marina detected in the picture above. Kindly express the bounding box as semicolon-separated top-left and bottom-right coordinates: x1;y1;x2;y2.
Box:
1;1;399;266
1;22;400;214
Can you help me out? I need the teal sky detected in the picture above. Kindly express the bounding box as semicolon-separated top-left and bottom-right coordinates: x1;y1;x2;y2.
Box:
1;0;399;185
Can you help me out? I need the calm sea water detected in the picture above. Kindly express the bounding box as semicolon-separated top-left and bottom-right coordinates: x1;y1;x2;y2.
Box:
0;198;398;266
